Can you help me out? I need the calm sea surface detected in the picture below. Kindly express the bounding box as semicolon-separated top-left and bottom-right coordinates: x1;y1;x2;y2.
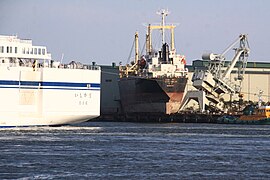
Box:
0;122;270;179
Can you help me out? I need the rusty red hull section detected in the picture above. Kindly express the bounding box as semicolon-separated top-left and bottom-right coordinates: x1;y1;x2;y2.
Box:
118;77;187;114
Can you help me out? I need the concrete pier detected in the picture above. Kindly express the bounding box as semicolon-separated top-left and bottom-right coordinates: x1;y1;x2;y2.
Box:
95;112;221;123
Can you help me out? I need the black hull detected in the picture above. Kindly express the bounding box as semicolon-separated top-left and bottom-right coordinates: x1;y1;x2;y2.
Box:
118;77;187;114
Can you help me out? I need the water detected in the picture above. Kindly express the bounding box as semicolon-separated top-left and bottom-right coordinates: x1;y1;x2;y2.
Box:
1;122;270;179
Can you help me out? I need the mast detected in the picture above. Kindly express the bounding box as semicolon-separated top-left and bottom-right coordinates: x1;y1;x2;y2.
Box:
171;28;175;51
121;31;140;77
135;31;139;65
157;9;169;45
146;9;176;54
146;24;152;55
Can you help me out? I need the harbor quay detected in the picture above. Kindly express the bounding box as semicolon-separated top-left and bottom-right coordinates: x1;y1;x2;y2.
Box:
97;60;270;123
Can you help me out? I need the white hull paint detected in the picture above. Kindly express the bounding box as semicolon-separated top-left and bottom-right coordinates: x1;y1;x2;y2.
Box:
0;66;101;127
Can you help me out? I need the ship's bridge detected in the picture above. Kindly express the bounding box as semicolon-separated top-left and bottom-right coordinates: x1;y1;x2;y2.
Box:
0;35;51;60
0;35;100;71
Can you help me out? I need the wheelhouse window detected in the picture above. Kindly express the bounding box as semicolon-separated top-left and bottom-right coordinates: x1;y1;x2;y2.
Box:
34;48;37;55
42;48;45;55
0;46;4;53
6;46;13;53
38;48;41;55
15;47;17;53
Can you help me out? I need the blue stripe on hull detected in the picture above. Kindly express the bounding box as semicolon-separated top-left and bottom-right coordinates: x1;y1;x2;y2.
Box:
0;126;31;128
41;82;100;88
0;80;100;90
41;87;100;91
0;80;19;85
0;86;100;90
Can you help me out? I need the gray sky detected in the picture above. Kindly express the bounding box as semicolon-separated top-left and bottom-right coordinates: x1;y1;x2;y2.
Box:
1;0;270;65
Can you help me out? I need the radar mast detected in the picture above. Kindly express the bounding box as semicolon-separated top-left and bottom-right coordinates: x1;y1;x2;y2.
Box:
157;9;169;45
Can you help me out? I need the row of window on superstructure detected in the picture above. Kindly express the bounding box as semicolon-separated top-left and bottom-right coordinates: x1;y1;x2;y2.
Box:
0;46;46;55
22;47;46;55
0;46;17;53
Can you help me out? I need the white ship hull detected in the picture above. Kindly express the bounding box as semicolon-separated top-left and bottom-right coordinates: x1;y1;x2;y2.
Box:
0;66;101;127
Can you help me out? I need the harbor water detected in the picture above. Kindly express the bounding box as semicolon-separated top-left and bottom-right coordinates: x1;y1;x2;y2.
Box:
1;122;270;179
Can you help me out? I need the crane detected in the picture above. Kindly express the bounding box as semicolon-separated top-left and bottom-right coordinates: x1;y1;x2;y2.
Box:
180;34;250;112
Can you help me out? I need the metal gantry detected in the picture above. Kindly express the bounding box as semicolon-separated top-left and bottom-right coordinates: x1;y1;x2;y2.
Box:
180;34;250;112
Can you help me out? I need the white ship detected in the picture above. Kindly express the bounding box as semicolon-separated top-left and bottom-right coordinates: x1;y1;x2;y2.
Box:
0;35;100;127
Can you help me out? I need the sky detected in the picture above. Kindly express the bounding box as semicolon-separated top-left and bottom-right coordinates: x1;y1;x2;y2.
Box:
1;0;270;65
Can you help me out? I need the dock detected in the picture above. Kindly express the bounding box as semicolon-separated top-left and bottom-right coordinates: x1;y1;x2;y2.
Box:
99;58;270;124
95;112;221;123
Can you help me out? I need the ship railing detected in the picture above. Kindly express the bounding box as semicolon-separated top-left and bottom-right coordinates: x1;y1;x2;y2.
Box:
62;64;100;70
0;60;101;70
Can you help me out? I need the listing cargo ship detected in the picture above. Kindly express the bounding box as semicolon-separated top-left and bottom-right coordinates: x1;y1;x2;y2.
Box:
119;9;188;114
0;35;100;127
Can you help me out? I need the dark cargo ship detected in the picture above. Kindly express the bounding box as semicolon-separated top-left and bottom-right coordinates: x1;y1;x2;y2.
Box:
119;9;188;114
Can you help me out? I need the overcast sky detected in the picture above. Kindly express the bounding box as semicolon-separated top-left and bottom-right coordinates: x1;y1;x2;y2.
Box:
1;0;270;65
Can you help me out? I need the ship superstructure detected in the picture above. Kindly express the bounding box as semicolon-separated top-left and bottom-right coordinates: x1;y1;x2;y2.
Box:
119;10;188;114
0;35;100;127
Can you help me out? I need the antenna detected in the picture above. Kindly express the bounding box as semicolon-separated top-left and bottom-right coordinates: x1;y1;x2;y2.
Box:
258;90;263;107
157;9;170;45
60;53;64;64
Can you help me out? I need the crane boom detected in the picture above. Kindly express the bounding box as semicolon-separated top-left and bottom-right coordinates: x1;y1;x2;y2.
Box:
222;49;244;78
180;34;250;112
